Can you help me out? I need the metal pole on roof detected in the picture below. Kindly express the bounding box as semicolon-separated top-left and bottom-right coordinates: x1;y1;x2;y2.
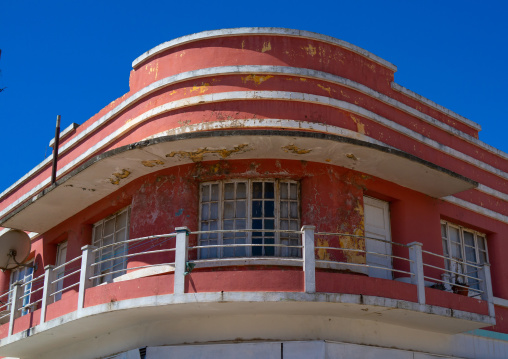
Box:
51;115;61;184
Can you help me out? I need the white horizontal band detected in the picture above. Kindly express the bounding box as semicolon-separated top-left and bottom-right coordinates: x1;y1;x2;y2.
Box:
0;66;504;203
2;118;507;227
132;27;397;71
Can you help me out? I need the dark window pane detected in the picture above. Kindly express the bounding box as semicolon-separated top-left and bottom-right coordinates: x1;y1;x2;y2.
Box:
264;219;275;230
224;202;234;219
265;182;274;199
253;182;263;199
280;183;288;199
290;202;298;218
236;201;246;218
202;204;209;220
252;219;262;230
290;183;297;200
201;185;209;202
211;184;219;201
224;183;235;200
252;201;262;217
281;202;288;218
236;219;246;229
252;238;262;256
265;238;275;256
264;201;275;217
237;182;247;199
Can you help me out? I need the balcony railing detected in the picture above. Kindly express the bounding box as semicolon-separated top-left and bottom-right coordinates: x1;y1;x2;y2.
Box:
0;226;495;340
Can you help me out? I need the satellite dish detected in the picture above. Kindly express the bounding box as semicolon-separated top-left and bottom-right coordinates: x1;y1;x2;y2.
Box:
0;230;31;270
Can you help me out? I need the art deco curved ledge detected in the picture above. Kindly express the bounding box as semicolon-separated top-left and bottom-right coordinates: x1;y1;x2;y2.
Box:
0;130;476;233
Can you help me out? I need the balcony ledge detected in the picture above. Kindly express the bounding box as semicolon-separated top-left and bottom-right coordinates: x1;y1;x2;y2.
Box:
0;130;477;233
0;291;495;359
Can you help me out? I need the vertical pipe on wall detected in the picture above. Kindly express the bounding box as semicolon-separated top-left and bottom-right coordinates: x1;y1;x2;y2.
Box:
51;115;61;184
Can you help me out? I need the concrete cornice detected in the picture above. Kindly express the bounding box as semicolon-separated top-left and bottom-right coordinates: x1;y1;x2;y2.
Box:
0;66;499;203
131;27;398;71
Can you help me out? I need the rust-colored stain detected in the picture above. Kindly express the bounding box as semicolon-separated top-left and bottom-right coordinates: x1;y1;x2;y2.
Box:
281;144;312;155
261;41;272;53
141;160;165;167
350;114;366;135
325;159;331;162
190;82;210;94
110;169;131;185
303;44;317;56
166;144;250;162
316;237;331;261
241;74;274;85
345;153;358;161
317;84;332;96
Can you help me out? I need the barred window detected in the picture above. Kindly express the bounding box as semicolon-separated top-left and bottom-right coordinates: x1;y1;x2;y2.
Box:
441;220;488;291
92;207;130;285
199;180;300;259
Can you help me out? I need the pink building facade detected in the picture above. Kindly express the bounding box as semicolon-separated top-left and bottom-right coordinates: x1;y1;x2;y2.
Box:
0;28;507;358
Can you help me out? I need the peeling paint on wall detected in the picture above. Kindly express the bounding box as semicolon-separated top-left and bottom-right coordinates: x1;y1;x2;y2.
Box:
350;114;366;135
302;44;317;56
281;144;312;155
166;144;251;162
190;82;210;94
241;75;274;85
141;160;165;167
110;169;131;185
317;84;332;96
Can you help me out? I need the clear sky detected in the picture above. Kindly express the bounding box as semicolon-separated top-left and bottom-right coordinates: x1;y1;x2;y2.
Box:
0;0;507;193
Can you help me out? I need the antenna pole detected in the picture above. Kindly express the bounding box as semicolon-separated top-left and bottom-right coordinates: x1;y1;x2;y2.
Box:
51;115;61;184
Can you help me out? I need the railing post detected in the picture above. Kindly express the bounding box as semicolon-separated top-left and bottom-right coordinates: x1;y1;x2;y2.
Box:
302;225;316;294
174;227;189;295
40;265;54;324
408;242;425;305
78;245;97;316
479;263;495;317
8;282;22;336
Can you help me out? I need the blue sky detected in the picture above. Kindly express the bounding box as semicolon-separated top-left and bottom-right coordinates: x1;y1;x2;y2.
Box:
0;1;507;193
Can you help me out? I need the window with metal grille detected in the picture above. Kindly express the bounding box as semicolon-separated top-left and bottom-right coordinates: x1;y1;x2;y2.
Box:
199;180;300;259
441;220;488;292
9;264;33;315
92;207;130;285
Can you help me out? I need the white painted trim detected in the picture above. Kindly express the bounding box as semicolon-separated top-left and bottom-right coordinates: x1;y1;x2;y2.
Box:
46;90;508;182
48;123;80;147
1;66;506;203
2;116;508;227
442;196;508;224
131;27;398;71
493;296;508;308
0;291;494;348
0;118;392;221
391;82;480;131
477;184;508;202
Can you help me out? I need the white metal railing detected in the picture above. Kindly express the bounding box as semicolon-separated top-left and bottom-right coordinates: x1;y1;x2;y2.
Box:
3;225;495;339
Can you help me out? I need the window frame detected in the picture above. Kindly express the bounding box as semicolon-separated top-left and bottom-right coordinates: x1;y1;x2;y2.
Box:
199;179;300;259
54;241;68;302
440;220;489;291
9;263;34;316
92;207;131;285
